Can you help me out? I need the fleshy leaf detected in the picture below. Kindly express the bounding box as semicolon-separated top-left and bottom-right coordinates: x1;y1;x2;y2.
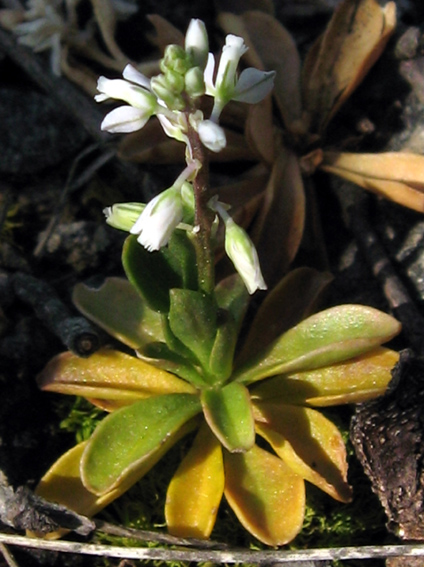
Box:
35;443;123;539
237;267;333;364
165;423;224;539
208;310;238;381
201;382;255;452
252;347;399;406
214;274;249;330
73;278;164;349
302;0;396;134
168;289;217;373
37;349;196;403
321;151;424;213
234;304;401;384
81;394;201;494
254;402;352;502
224;444;305;546
137;342;206;387
122;235;181;312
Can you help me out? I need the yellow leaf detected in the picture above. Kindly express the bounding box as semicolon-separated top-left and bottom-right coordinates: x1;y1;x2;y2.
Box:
165;424;224;539
37;349;196;404
224;444;305;545
302;0;396;134
251;347;399;406
254;403;352;502
321;151;424;212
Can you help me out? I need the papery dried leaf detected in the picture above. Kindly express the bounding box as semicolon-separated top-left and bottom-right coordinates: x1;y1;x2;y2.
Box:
245;96;275;165
118;120;254;164
146;14;184;51
0;9;25;30
90;0;128;63
254;402;352;502
214;0;274;15
251;147;305;287
251;347;399;406
218;11;302;130
224;444;305;545
165;423;224;539
302;0;396;134
60;47;99;96
237;267;333;364
321;151;424;212
37;349;196;402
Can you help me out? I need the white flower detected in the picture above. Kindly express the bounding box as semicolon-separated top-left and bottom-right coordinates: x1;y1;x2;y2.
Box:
224;217;267;294
204;34;275;121
197;119;226;153
95;64;158;133
130;187;183;251
184;18;208;70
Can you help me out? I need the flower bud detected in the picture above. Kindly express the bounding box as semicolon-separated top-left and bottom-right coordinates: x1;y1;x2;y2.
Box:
104;202;145;231
198;120;227;153
151;75;185;110
224;217;267;294
185;66;205;98
184;19;209;70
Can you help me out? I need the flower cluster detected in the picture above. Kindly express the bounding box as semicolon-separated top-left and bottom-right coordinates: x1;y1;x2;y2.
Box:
97;19;275;294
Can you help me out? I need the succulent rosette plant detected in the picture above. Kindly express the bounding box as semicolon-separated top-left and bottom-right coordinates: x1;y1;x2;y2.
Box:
33;18;401;547
36;256;400;545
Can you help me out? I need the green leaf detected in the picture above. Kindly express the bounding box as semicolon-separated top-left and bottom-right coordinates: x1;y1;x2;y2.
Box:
168;289;217;372
237;267;333;364
214;274;249;330
73;277;164;349
224;444;305;546
122;235;181;313
37;349;196;403
234;304;401;385
163;230;198;290
251;347;399;406
208;310;238;381
138;342;207;387
81;393;201;494
201;382;255;452
165;423;224;539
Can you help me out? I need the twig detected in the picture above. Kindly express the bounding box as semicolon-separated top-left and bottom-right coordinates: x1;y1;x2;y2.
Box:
0;543;19;567
12;272;99;356
0;534;424;563
336;187;424;352
94;519;230;550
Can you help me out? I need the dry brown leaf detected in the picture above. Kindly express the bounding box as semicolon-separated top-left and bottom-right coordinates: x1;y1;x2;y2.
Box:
251;147;306;286
214;0;274;15
118;120;255;164
245;96;275;165
218;11;302;130
146;14;184;51
302;0;396;135
321;151;424;212
237;267;333;364
90;0;128;64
